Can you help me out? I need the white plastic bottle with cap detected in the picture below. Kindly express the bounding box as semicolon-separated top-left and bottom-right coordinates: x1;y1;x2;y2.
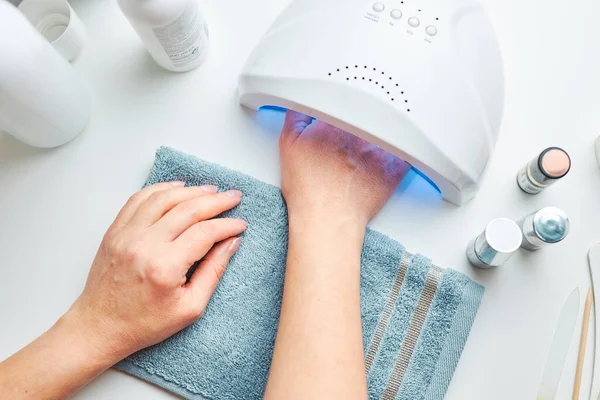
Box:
0;1;92;148
117;0;209;72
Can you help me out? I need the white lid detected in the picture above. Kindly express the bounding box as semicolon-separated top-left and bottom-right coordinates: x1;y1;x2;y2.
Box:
19;0;87;62
485;218;523;254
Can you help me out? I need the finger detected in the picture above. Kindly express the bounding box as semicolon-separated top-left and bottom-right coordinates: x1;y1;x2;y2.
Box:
113;181;186;229
395;157;412;175
280;110;313;143
380;153;411;186
129;185;219;229
175;218;248;265
186;237;241;310
393;158;412;181
152;190;243;240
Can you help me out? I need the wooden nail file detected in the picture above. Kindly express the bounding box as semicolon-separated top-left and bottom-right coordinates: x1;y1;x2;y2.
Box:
573;288;593;400
588;244;600;400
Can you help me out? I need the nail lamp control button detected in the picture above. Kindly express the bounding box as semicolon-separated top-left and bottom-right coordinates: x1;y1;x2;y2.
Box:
408;17;420;27
426;25;438;36
390;9;402;19
372;2;385;12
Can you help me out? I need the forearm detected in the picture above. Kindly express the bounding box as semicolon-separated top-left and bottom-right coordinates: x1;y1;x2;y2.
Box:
0;311;118;400
265;210;368;399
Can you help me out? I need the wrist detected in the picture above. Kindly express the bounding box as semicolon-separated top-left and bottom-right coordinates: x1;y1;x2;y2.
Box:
57;307;124;369
287;208;367;250
286;202;369;231
285;203;367;278
288;211;367;239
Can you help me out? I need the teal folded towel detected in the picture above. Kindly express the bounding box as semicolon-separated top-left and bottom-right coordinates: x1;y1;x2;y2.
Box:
116;147;484;400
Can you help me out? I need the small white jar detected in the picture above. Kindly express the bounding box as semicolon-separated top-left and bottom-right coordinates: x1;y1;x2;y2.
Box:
117;0;210;72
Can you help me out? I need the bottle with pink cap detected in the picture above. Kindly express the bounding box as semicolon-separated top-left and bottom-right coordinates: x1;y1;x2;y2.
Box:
517;147;571;194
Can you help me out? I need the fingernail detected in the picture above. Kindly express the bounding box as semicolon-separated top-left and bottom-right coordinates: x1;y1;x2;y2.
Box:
228;237;241;254
238;219;249;229
200;185;218;193
226;190;242;198
219;237;241;255
171;181;186;187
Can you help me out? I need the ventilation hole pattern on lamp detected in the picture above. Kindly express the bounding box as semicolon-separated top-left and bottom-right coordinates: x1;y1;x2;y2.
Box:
328;65;411;112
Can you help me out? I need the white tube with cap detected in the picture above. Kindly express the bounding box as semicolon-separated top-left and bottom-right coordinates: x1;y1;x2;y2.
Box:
117;0;209;72
0;1;91;148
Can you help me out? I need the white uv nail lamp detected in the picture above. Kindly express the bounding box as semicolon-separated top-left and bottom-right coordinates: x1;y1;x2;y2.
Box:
238;0;504;205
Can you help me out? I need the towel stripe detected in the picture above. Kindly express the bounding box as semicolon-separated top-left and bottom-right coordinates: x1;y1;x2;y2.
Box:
423;279;485;400
364;253;412;372
381;265;443;400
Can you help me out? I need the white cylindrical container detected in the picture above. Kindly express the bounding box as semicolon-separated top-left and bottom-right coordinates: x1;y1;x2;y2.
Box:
466;218;523;269
117;0;209;72
0;1;92;148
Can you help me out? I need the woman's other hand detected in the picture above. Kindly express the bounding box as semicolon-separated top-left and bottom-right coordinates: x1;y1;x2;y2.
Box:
0;182;247;399
66;182;247;361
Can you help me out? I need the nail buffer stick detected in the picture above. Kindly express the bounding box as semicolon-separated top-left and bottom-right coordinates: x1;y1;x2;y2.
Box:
588;244;600;400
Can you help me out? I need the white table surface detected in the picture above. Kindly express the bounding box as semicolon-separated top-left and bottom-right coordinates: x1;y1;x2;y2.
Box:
2;0;600;398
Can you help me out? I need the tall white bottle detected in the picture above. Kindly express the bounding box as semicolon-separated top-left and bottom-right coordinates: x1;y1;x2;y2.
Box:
0;1;92;148
117;0;210;72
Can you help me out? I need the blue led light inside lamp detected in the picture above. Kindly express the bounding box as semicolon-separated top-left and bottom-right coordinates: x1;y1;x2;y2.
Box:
411;167;441;194
257;106;442;195
258;105;287;113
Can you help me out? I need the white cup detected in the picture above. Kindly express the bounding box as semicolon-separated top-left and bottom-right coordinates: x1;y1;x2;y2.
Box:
18;0;87;62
